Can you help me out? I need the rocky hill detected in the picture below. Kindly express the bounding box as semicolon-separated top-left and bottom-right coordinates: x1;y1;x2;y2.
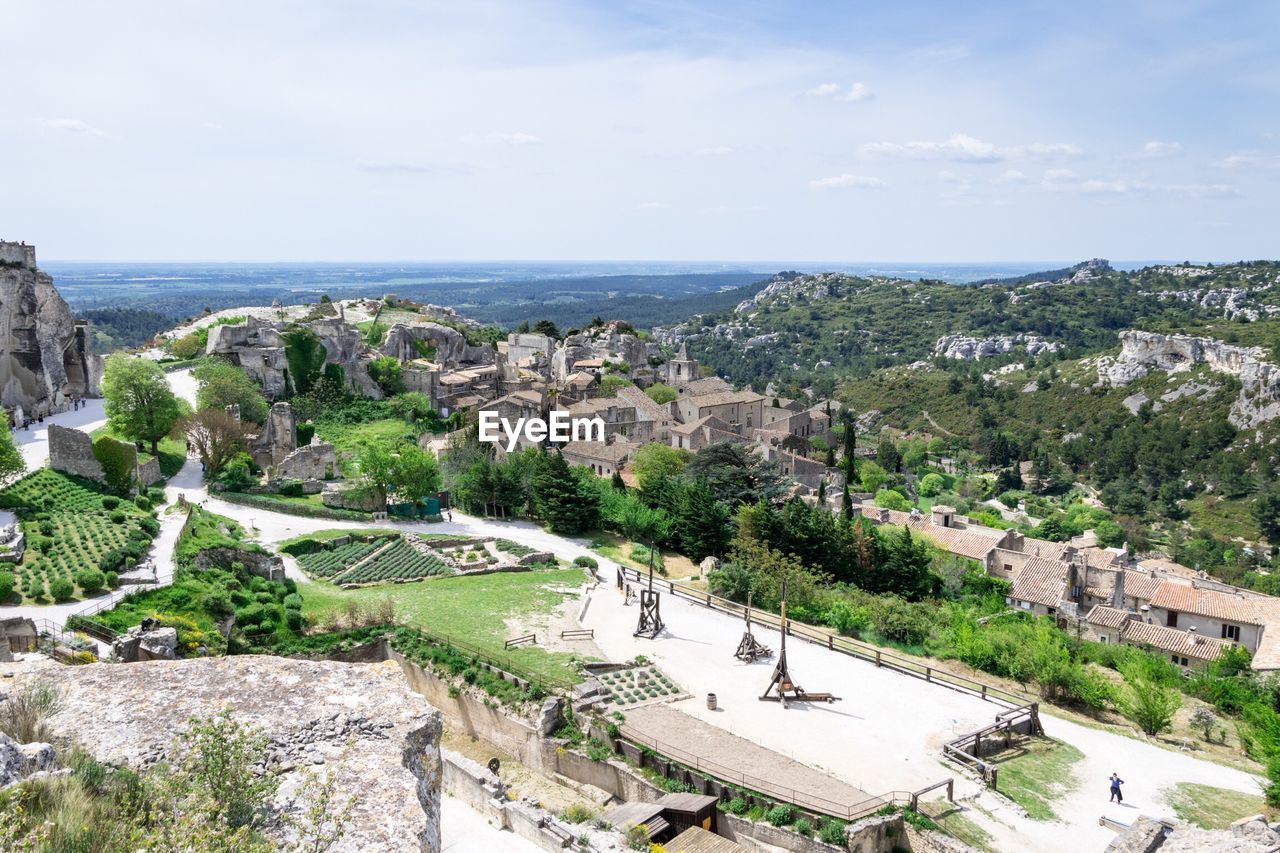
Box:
0;241;101;421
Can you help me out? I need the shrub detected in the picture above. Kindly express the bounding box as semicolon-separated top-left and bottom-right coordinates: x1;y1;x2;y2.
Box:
278;479;305;497
134;494;151;510
103;571;119;589
102;496;121;510
793;818;812;836
285;609;303;631
74;568;106;595
109;510;127;524
561;803;595;824
0;571;13;601
49;577;75;601
765;805;794;826
818;818;846;845
724;798;748;816
573;556;598;569
282;593;303;610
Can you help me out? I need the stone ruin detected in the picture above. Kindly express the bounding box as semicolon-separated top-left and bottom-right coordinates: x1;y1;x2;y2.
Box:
231;401;339;488
0;241;101;423
47;423;162;488
111;619;178;662
205;315;380;400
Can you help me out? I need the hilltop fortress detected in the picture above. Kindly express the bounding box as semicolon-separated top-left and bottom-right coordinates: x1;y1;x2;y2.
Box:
0;241;100;423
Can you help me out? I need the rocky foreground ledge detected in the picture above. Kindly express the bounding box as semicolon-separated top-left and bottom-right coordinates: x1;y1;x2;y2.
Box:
5;655;443;852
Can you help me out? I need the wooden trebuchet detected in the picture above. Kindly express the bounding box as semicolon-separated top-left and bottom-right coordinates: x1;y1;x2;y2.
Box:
734;592;772;662
759;581;841;707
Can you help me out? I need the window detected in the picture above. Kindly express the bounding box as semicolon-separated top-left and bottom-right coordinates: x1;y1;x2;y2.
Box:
1222;624;1241;642
1003;564;1013;574
1166;610;1179;628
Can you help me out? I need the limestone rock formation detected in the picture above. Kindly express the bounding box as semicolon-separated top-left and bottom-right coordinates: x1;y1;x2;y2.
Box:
207;316;379;401
380;322;477;365
1106;813;1280;853
8;654;444;851
1095;330;1280;427
0;241;101;421
934;333;1060;361
0;731;57;788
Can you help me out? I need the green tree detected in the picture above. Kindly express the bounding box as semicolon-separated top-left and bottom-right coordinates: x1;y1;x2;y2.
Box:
644;383;678;405
532;451;600;534
868;527;936;600
282;326;327;396
1117;661;1182;736
684;442;786;508
1253;484;1280;543
193;358;269;423
367;355;404;395
873;489;911;511
101;353;186;454
917;472;946;497
677;480;731;561
0;423;24;483
876;435;902;472
631;443;688;495
387;443;442;504
533;319;560;339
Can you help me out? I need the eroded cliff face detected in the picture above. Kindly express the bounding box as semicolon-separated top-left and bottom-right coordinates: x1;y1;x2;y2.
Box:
1095;330;1280;427
0;243;101;420
7;655;444;852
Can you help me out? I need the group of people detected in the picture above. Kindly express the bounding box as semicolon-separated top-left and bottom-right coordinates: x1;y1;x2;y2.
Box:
6;395;88;431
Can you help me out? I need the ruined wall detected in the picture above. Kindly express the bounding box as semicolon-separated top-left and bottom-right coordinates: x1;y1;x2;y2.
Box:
47;425;161;488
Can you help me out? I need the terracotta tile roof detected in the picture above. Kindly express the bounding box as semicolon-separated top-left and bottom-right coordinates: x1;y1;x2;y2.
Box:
559;441;631;463
1007;557;1069;608
682;378;732;396
1250;603;1280;671
1149;581;1263;626
688;390;766;408
671;414;729;435
1121;621;1232;662
1086;605;1132;630
1122;570;1162;601
913;525;1003;562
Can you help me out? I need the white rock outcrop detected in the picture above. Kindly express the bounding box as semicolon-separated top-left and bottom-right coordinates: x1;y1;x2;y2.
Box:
8;655;443;851
1094;330;1280;427
934;333;1060;361
0;241;102;421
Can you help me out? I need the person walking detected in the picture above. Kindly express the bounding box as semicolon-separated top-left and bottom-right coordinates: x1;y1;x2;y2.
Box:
1109;773;1124;803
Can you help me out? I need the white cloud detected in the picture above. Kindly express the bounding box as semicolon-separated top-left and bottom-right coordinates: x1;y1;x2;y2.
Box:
806;81;873;102
695;146;734;156
936;170;966;184
998;169;1028;184
35;117;106;137
1165;183;1241;198
463;131;543;146
1041;169;1238;197
635;201;667;210
809;173;886;190
1214;151;1280;169
355;159;469;175
861;134;1080;163
1141;140;1182;158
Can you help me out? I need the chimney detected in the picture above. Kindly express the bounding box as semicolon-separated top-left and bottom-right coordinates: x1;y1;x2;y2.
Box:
1113;569;1126;610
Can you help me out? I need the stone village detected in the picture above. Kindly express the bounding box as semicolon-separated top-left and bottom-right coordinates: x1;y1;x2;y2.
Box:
0;241;1277;852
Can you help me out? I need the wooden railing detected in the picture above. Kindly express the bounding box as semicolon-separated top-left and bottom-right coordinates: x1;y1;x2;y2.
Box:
615;567;1025;708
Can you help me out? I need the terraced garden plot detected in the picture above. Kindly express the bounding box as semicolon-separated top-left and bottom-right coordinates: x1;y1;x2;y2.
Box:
297;538;391;578
596;665;682;707
0;469;156;603
331;539;452;584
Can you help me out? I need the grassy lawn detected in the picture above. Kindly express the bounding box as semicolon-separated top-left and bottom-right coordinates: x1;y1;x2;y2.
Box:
89;424;187;478
987;737;1084;821
237;491;329;510
279;527;398;549
918;801;993;851
300;566;589;685
313;417;415;474
1164;782;1268;829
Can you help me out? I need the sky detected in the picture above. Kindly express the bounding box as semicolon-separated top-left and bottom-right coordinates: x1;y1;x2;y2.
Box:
2;0;1278;263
